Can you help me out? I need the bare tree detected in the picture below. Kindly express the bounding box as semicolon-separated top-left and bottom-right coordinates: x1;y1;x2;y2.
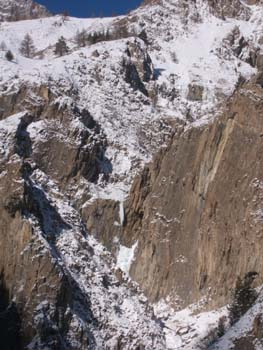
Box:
61;10;69;22
19;34;36;58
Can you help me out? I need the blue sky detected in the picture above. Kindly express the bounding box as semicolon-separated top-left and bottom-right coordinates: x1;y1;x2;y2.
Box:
38;0;143;17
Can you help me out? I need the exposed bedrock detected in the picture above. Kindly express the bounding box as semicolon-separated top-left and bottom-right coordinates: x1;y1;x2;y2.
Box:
142;0;255;19
0;0;51;22
0;85;165;348
0;85;109;187
0;160;74;349
127;83;263;308
85;82;263;310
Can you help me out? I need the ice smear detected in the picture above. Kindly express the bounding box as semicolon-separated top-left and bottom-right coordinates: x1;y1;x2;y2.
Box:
119;201;125;226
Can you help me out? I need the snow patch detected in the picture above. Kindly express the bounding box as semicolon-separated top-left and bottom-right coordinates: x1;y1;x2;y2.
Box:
116;241;138;275
0;112;26;132
154;299;228;350
0;112;27;158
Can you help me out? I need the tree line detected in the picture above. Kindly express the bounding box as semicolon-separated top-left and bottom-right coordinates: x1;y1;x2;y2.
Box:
1;26;148;62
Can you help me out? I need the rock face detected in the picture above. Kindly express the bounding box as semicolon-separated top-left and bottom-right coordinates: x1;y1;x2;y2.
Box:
0;87;165;349
122;39;155;96
0;0;50;21
142;0;250;17
1;0;263;348
207;0;251;19
0;132;76;349
116;82;263;309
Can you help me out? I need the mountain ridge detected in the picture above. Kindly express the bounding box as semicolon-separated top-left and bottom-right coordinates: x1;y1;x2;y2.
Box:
0;0;263;349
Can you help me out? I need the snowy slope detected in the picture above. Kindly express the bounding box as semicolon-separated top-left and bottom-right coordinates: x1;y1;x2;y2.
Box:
210;290;263;350
131;0;261;119
154;299;228;350
0;1;262;201
27;168;165;349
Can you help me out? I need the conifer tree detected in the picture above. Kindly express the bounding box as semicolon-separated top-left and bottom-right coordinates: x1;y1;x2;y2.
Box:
54;36;69;57
5;50;14;61
19;33;36;58
75;29;88;48
138;29;148;44
228;272;258;325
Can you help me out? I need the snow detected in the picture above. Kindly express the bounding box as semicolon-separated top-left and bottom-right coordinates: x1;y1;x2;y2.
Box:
1;1;263;348
0;1;262;202
0;111;25;132
29;169;164;348
116;241;138;276
21;166;163;344
86;181;129;203
27;120;46;140
0;111;26;158
146;2;259;120
210;291;263;350
0;15;116;54
154;299;228;349
119;201;125;226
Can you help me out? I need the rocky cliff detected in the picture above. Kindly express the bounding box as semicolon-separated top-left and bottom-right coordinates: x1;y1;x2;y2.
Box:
0;90;165;349
0;0;50;22
1;0;263;349
120;81;263;309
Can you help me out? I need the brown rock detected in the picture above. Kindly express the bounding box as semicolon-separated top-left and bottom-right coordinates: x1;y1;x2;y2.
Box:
256;55;263;71
233;337;256;350
118;83;263;309
255;71;263;87
187;84;204;101
252;314;263;339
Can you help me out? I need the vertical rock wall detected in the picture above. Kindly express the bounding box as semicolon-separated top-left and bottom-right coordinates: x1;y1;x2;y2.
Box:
115;83;263;309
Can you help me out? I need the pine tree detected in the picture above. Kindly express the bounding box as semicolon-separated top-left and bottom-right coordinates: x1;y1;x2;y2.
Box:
88;32;99;45
104;29;111;41
5;50;14;61
19;34;36;58
228;272;258;325
75;29;88;48
54;36;69;57
138;29;148;44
